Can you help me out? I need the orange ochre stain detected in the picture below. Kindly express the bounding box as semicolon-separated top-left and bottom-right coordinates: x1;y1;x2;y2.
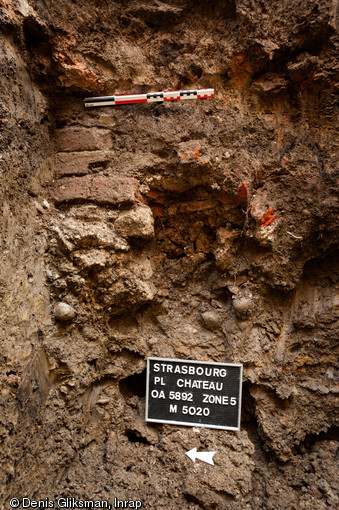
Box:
260;208;277;226
193;145;201;159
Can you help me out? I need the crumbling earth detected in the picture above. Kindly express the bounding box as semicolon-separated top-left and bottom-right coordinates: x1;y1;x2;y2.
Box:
0;1;338;509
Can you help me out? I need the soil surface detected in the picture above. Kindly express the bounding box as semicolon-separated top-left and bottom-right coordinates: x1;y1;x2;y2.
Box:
0;1;338;509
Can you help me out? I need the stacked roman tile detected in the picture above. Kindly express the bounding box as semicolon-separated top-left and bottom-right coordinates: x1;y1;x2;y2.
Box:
52;126;156;315
53;127;140;206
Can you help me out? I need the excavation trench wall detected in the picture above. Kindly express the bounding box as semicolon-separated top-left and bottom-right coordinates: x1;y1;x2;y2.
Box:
0;1;338;508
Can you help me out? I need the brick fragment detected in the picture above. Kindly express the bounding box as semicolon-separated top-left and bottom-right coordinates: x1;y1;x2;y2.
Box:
147;190;166;204
179;200;215;213
260;208;277;226
55;151;111;177
55;127;113;152
53;176;91;204
90;176;138;205
237;182;249;200
151;205;164;217
53;176;139;206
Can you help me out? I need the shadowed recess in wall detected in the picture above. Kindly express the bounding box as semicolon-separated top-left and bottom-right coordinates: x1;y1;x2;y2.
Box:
119;369;147;398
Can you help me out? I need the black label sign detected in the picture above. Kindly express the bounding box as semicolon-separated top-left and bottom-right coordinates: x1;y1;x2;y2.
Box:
146;358;242;431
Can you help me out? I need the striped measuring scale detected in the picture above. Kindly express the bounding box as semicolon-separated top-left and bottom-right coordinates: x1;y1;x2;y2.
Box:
84;88;214;107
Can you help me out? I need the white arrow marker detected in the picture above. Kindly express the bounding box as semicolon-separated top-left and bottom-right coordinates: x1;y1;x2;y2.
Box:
186;447;216;466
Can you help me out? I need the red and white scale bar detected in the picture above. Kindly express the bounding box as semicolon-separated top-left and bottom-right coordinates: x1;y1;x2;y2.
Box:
84;88;214;107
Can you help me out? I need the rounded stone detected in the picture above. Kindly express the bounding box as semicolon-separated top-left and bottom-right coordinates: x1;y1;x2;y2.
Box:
54;302;76;322
232;297;253;317
114;205;154;239
201;310;221;331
